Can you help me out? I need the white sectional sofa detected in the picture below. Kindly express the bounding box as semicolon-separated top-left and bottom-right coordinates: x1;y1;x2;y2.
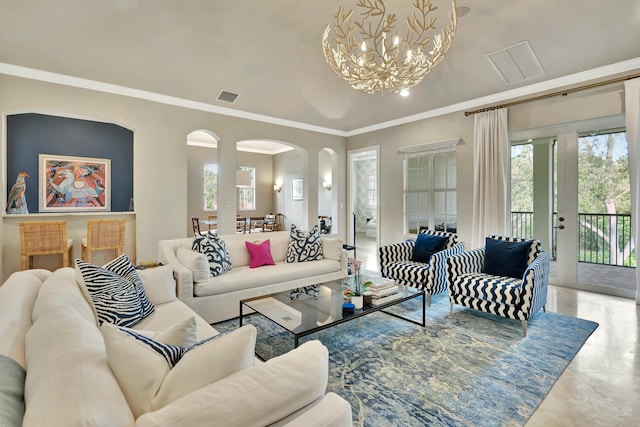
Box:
0;266;352;427
158;231;348;323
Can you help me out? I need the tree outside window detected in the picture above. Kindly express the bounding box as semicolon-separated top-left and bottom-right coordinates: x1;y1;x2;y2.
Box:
203;163;217;211
238;166;255;211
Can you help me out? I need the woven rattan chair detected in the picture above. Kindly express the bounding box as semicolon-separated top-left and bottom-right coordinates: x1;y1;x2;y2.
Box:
81;219;125;263
19;221;73;270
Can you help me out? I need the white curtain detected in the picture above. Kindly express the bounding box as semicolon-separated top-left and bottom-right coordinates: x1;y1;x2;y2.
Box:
624;78;640;304
471;108;509;248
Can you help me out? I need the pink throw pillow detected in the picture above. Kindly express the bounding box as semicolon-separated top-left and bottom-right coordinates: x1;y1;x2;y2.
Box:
245;239;275;268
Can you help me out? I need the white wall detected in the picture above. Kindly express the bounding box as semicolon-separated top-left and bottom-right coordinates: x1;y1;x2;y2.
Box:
186;146;274;235
0;74;625;279
318;149;333;221
0;74;346;280
346;85;626;249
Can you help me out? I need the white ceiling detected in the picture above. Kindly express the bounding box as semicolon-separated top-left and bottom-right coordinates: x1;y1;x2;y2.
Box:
1;0;640;135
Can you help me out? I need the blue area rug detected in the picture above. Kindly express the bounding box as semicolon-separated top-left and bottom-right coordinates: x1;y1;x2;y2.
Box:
214;294;598;427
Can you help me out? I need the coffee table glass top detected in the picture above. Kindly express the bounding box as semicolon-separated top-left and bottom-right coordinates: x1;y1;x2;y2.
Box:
240;276;423;336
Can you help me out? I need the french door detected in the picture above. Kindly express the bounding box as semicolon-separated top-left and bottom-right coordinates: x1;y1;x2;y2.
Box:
510;115;635;298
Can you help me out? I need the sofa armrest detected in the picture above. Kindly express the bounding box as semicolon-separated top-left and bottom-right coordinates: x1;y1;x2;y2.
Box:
157;240;194;303
339;249;348;274
446;247;485;279
267;392;353;427
379;241;414;277
519;250;550;318
135;340;332;427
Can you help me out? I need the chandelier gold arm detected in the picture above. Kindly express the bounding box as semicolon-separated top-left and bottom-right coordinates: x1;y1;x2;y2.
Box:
322;0;457;96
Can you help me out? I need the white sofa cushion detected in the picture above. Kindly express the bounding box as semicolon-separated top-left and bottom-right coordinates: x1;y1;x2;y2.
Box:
137;265;178;305
133;299;217;341
134;340;329;427
152;316;197;347
322;238;343;262
102;323;256;417
176;248;210;283
194;259;341;297
0;269;50;368
31;268;96;326
24;307;134;427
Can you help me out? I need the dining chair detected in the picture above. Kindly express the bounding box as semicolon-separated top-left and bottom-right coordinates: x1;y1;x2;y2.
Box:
249;216;264;232
81;219;126;263
191;217;202;235
207;215;218;232
19;221;73;270
264;214;277;232
236;216;247;234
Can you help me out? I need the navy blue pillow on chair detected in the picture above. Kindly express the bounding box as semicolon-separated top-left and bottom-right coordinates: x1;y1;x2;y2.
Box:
483;237;533;279
411;233;449;263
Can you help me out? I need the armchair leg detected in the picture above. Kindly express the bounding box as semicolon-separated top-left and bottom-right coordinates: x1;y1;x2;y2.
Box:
522;320;527;337
427;293;431;307
543;305;546;313
450;302;453;315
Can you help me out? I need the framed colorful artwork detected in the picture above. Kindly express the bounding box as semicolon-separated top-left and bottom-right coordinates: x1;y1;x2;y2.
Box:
39;154;111;212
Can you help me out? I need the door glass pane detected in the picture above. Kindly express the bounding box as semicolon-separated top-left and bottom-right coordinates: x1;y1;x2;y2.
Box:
577;131;635;273
510;143;534;239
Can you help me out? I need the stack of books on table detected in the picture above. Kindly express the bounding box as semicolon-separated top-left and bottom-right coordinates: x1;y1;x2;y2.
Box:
367;279;401;306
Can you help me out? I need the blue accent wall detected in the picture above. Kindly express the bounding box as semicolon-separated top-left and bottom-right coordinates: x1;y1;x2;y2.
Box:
6;113;133;213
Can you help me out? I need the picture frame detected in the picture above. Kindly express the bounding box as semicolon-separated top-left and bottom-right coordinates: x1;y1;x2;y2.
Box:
39;154;111;212
292;178;303;201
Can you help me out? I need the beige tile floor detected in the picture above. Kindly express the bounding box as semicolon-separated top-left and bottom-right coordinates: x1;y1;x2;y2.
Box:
355;233;640;426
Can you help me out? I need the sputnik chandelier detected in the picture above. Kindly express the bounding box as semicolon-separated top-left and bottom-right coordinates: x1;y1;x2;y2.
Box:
322;0;457;96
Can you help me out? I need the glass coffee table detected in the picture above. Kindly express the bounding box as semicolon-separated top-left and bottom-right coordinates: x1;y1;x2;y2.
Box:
239;277;425;357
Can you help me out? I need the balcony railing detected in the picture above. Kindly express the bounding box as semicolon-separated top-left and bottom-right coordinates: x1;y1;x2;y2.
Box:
510;211;636;267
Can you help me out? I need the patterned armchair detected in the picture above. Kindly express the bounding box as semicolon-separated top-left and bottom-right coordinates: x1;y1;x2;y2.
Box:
379;230;465;306
446;235;550;336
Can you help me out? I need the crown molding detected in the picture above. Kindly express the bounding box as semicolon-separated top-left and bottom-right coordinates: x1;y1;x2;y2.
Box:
2;57;640;139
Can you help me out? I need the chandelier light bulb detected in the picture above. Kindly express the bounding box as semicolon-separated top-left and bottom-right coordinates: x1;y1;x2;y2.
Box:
322;0;458;96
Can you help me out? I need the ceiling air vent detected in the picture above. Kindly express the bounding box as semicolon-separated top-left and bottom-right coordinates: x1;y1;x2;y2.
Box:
486;41;545;85
216;90;239;103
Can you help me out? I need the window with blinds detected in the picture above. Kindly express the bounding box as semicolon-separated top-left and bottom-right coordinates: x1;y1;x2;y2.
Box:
404;151;457;234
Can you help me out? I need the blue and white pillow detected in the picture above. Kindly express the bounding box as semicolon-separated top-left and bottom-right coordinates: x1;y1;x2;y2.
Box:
105;254;155;319
285;224;323;263
75;254;155;327
192;231;232;277
101;322;256;417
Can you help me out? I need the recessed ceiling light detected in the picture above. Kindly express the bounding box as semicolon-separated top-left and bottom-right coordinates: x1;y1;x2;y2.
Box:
400;89;410;97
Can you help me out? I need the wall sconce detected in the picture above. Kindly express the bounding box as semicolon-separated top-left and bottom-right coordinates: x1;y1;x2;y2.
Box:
273;183;282;192
322;180;332;191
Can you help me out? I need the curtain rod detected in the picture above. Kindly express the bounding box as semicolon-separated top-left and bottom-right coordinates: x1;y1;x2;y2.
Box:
464;72;640;117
